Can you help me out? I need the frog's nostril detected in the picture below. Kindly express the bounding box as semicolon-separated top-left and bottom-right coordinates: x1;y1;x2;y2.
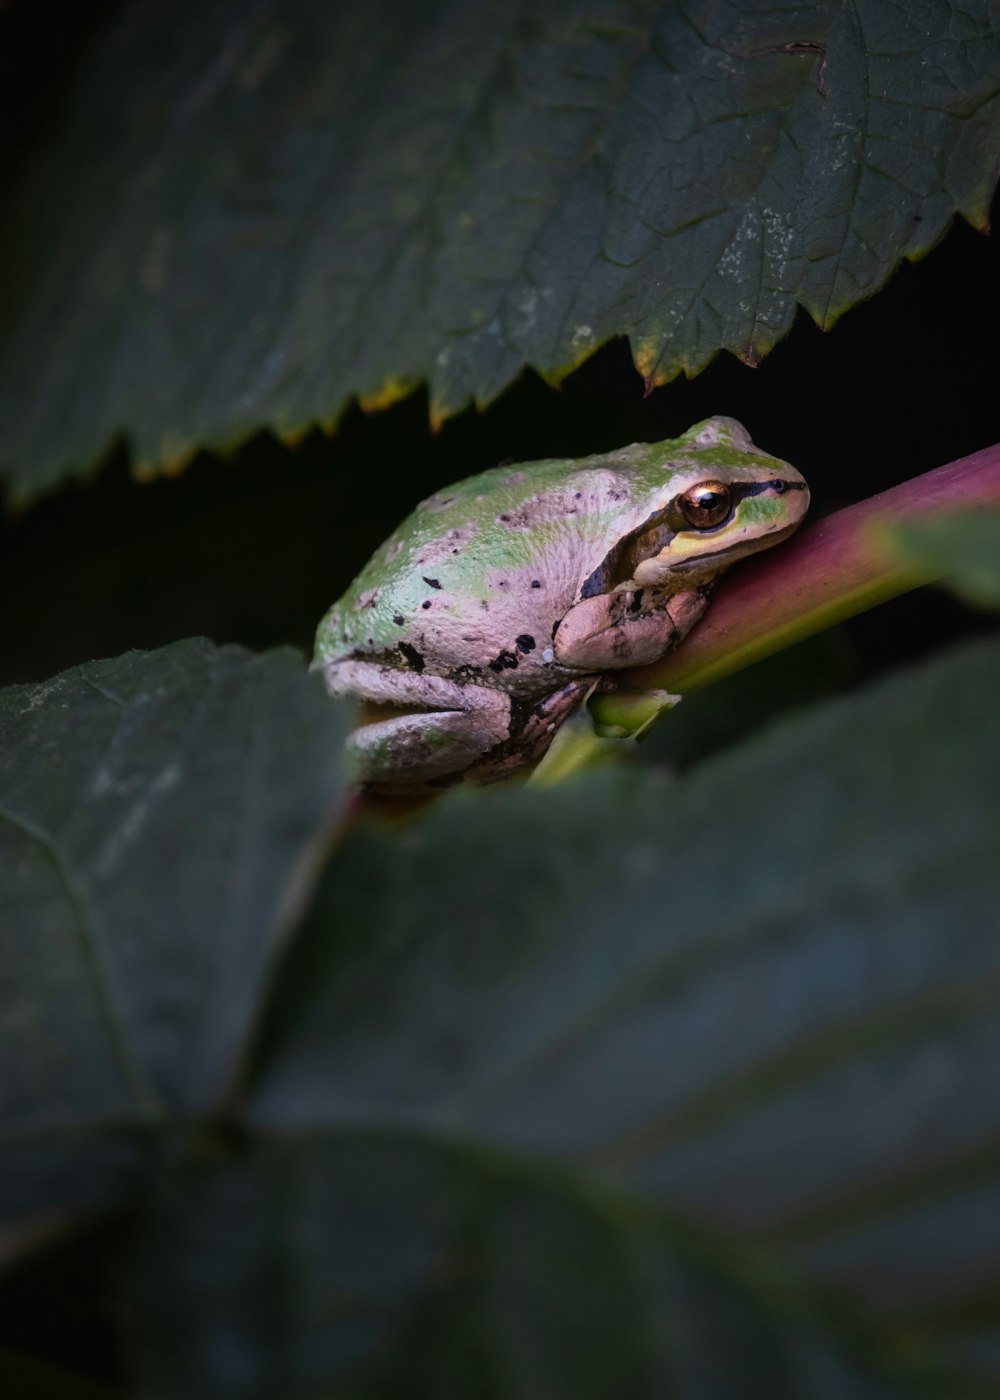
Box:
771;478;787;494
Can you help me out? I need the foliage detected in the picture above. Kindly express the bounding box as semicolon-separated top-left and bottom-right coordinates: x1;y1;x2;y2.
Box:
2;2;1000;1397
879;510;1000;609
4;637;1000;1398
1;0;999;500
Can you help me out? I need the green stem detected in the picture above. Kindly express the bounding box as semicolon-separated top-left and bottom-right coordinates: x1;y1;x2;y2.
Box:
590;441;1000;735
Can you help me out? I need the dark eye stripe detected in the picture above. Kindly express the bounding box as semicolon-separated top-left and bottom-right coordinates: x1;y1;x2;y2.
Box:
578;478;803;598
733;479;806;500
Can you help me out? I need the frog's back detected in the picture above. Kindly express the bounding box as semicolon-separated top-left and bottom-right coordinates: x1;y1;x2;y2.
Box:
316;442;700;691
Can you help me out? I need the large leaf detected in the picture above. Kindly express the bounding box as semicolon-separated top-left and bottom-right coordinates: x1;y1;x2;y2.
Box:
0;640;346;1237
2;0;999;500
3;635;999;1394
128;1135;946;1400
878;509;1000;608
125;638;1000;1397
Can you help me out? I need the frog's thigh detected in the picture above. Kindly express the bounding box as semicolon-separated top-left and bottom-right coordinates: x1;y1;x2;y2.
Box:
553;591;708;671
349;702;511;785
325;660;511;785
323;658;477;710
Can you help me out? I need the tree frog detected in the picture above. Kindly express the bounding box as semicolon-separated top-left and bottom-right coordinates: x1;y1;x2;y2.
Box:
315;417;808;791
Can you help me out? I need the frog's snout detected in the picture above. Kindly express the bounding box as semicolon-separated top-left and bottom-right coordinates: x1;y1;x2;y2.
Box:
781;475;810;526
759;469;809;530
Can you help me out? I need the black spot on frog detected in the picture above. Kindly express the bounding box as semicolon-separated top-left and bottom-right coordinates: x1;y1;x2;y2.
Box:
398;642;425;672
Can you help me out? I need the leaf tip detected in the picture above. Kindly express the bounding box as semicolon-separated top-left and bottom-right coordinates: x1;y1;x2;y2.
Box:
358;376;418;417
633;339;660;385
428;399;453;434
161;455;193;481
275;422;312;450
633;338;685;395
132;459;159;485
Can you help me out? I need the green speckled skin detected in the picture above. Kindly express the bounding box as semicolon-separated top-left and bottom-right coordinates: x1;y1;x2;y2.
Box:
319;420;793;690
315;417;808;789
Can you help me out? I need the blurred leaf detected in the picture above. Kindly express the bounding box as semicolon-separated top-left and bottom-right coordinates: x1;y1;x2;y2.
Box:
0;1344;116;1400
877;510;1000;609
127;638;1000;1398
0;640;346;1236
128;1134;940;1400
2;0;999;499
636;626;858;769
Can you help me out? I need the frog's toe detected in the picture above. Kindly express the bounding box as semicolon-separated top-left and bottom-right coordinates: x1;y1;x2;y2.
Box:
463;677;594;785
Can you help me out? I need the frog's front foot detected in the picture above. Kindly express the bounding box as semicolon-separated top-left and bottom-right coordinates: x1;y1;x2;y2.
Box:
553;588;709;671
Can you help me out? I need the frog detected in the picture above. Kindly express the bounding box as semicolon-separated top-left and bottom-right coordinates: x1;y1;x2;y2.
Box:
314;417;808;792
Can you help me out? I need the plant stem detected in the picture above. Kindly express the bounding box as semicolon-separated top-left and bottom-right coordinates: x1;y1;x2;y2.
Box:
590;441;1000;735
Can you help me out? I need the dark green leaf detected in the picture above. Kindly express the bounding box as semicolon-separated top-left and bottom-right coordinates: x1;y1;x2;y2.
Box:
129;639;1000;1397
0;1344;117;1400
0;640;346;1235
637;626;858;769
130;1134;938;1400
3;0;999;499
879;510;1000;608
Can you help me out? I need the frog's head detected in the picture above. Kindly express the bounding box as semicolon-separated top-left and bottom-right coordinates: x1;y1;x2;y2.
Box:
621;417;809;589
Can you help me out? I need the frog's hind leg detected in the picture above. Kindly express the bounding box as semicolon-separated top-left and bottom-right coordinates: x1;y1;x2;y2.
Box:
323;659;512;789
349;700;511;789
463;677;595;785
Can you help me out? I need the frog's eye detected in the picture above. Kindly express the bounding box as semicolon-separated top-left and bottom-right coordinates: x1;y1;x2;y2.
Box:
677;480;732;529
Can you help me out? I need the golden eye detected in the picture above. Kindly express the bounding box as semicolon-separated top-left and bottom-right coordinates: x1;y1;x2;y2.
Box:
677;480;732;529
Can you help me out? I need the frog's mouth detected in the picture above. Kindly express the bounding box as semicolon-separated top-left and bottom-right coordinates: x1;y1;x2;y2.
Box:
357;698;429;727
664;516;805;574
